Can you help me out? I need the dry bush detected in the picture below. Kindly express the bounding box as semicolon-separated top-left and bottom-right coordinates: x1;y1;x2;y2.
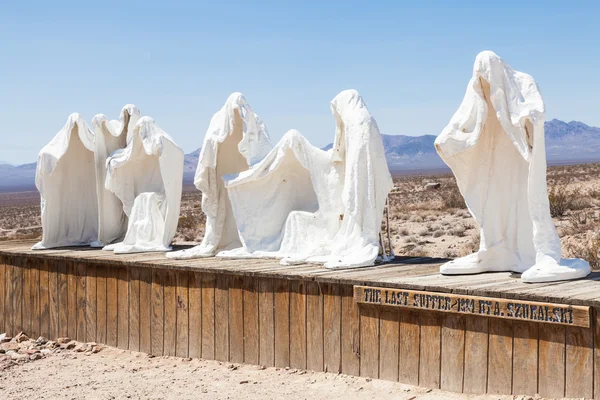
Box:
440;187;466;210
459;236;480;257
448;225;467;237
565;237;600;270
432;230;444;238
548;185;584;217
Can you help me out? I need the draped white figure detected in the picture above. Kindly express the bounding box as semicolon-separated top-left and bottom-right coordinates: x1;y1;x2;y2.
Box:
435;51;590;283
170;90;393;269
91;104;142;247
33;114;98;249
167;93;273;259
103;116;184;253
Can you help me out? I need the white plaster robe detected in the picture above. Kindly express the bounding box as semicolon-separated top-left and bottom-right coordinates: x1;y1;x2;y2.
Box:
434;51;590;283
219;90;393;268
167;93;273;259
91;104;142;247
32;113;98;249
103;117;184;253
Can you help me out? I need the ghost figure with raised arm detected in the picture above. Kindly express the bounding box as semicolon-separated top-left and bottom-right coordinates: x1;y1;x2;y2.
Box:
220;90;393;267
172;90;393;268
434;51;590;283
103;116;184;253
167;93;273;259
33;113;98;249
90;104;142;248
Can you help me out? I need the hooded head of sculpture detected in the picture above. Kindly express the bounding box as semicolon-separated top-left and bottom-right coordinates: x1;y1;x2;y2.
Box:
223;92;272;167
92;104;142;149
329;89;369;162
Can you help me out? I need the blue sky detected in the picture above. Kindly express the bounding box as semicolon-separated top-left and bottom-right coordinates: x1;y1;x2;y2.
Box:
1;0;599;164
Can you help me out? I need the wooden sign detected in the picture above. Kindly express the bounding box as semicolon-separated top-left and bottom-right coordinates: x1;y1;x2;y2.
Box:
354;285;590;328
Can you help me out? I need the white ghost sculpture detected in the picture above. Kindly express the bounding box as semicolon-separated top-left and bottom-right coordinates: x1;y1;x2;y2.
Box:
170;90;393;269
33;113;98;249
103;116;184;253
91;104;142;247
167;93;273;259
435;51;590;283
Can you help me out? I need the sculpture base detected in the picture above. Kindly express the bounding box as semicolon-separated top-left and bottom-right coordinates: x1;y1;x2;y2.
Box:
2;240;600;399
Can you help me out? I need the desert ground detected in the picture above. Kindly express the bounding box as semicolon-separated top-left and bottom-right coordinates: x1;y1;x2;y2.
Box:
1;163;598;399
0;334;530;400
3;163;599;268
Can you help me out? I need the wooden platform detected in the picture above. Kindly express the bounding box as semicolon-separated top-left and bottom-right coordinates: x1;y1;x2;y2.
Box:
1;240;600;398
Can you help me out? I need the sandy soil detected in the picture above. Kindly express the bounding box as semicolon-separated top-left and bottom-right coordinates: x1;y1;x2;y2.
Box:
0;342;532;400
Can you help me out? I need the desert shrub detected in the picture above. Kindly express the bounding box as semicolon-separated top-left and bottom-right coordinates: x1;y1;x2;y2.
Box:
432;230;444;238
440;187;466;210
548;185;581;217
443;250;458;258
566;238;600;270
459;236;481;257
449;225;467;237
178;215;199;230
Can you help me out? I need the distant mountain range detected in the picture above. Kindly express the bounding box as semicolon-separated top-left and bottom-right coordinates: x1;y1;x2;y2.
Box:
3;119;600;191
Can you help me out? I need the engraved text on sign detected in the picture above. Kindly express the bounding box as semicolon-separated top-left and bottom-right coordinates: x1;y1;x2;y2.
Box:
353;286;590;328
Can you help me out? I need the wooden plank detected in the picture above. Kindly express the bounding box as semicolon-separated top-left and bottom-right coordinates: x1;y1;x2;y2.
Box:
274;279;290;368
379;308;399;381
128;267;141;352
595;308;600;400
258;278;275;367
359;304;379;378
341;285;360;376
0;256;5;334
202;273;216;360
85;265;97;343
538;324;566;398
512;322;538;396
176;271;189;358
419;312;441;388
214;274;228;361
151;269;164;356
565;325;593;398
462;316;488;394
4;260;13;335
106;267;118;347
399;310;420;385
30;260;40;338
12;258;23;334
188;272;202;359
306;281;324;372
243;277;259;365
354;285;590;328
75;263;86;342
289;280;306;370
323;283;341;374
56;261;68;338
229;275;244;363
22;260;31;336
440;314;464;392
487;319;513;394
139;268;152;355
95;265;106;344
67;262;77;341
163;270;177;357
117;267;129;349
48;260;58;338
